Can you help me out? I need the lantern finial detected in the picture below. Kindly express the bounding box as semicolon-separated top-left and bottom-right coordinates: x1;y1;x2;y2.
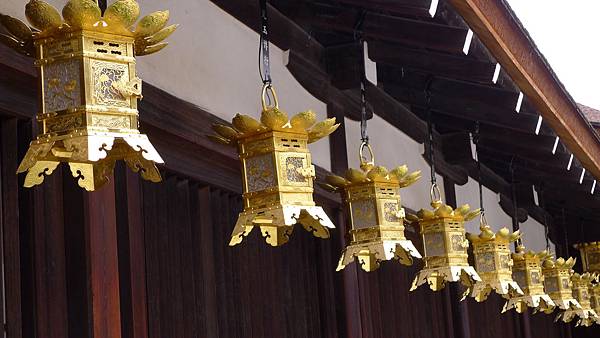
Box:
1;0;178;190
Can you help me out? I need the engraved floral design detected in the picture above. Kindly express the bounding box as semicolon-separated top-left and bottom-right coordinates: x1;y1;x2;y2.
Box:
476;252;496;273
44;59;81;112
424;232;445;256
92;60;129;107
383;202;400;222
246;154;274;192
352;200;376;229
544;277;559;293
285;157;305;183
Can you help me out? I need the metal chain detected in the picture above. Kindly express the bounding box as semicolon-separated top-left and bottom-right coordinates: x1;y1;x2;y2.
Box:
473;122;484;215
509;159;523;246
562;208;569;256
538;185;551;252
98;0;107;14
359;47;369;144
258;0;272;85
426;89;436;186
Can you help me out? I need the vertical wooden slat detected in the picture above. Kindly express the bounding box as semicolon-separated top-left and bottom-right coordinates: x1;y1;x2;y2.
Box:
141;180;161;338
1;118;21;338
83;179;122;338
115;164;148;338
195;186;219;338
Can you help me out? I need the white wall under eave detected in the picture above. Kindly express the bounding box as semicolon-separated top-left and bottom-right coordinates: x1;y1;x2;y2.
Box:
344;115;445;212
2;0;332;170
456;177;513;234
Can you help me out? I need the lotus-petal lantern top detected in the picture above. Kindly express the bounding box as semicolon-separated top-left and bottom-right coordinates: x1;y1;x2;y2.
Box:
541;257;584;323
209;90;339;246
0;0;178;191
570;272;600;327
506;245;555;314
409;200;482;292
320;151;423;272
466;224;523;304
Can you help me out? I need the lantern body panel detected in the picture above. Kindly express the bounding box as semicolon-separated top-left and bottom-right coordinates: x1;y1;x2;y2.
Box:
230;130;334;247
18;30;163;191
336;178;421;272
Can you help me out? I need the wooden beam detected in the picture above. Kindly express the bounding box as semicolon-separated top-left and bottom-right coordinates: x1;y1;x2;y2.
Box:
448;0;600;180
368;42;497;84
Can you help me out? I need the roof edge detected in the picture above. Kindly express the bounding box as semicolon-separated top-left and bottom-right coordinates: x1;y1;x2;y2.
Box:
448;0;600;179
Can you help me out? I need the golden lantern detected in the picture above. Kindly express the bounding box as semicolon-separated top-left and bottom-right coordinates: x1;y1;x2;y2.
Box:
575;242;600;273
541;257;583;323
408;186;481;292
319;143;422;271
0;0;177;191
570;273;600;326
505;245;555;313
209;85;339;246
465;222;523;304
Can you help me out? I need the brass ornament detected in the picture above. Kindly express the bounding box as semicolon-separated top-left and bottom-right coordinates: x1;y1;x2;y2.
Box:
465;221;523;304
574;242;600;273
570;273;600;326
320;142;422;272
505;245;555;314
541;257;584;323
1;0;178;191
209;84;339;246
409;186;481;292
590;282;600;319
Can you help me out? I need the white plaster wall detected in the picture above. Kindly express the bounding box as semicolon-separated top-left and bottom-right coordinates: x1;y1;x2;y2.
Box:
2;0;332;169
456;178;513;234
344;115;445;212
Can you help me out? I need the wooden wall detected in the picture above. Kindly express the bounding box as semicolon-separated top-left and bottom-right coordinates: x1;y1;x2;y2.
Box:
0;49;597;338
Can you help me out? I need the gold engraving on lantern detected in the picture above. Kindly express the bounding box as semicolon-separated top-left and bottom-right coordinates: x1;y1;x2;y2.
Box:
43;38;79;59
352;200;376;229
531;271;541;284
562;278;570;289
284;156;307;183
545;277;559;293
451;234;466;252
246;153;275;192
91;60;129;107
589;253;600;266
46;115;84;133
383;202;400;222
424;232;445;256
91;115;130;129
476;252;496;273
500;254;511;269
44;59;81;112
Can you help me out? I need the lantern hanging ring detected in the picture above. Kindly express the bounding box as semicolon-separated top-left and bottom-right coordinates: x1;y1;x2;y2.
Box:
430;183;442;205
261;83;279;111
479;211;488;227
359;141;375;168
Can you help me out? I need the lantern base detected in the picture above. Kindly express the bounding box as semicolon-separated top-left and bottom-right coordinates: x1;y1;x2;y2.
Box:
503;294;555;314
551;298;581;311
229;205;335;247
336;240;422;272
410;266;480;292
18;133;163;191
555;304;593;324
468;280;523;302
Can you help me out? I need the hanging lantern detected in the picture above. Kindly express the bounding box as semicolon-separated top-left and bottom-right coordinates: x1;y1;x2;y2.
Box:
574;242;600;273
541;257;583;323
320;143;422;271
570;273;600;326
505;245;555;313
465;222;523;304
408;185;481;292
209;85;339;246
0;0;177;191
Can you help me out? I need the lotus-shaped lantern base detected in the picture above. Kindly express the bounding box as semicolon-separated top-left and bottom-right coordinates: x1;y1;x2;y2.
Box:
552;300;585;323
337;239;421;272
18;132;163;191
503;294;555;314
468;279;523;303
229;205;334;247
411;266;480;292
